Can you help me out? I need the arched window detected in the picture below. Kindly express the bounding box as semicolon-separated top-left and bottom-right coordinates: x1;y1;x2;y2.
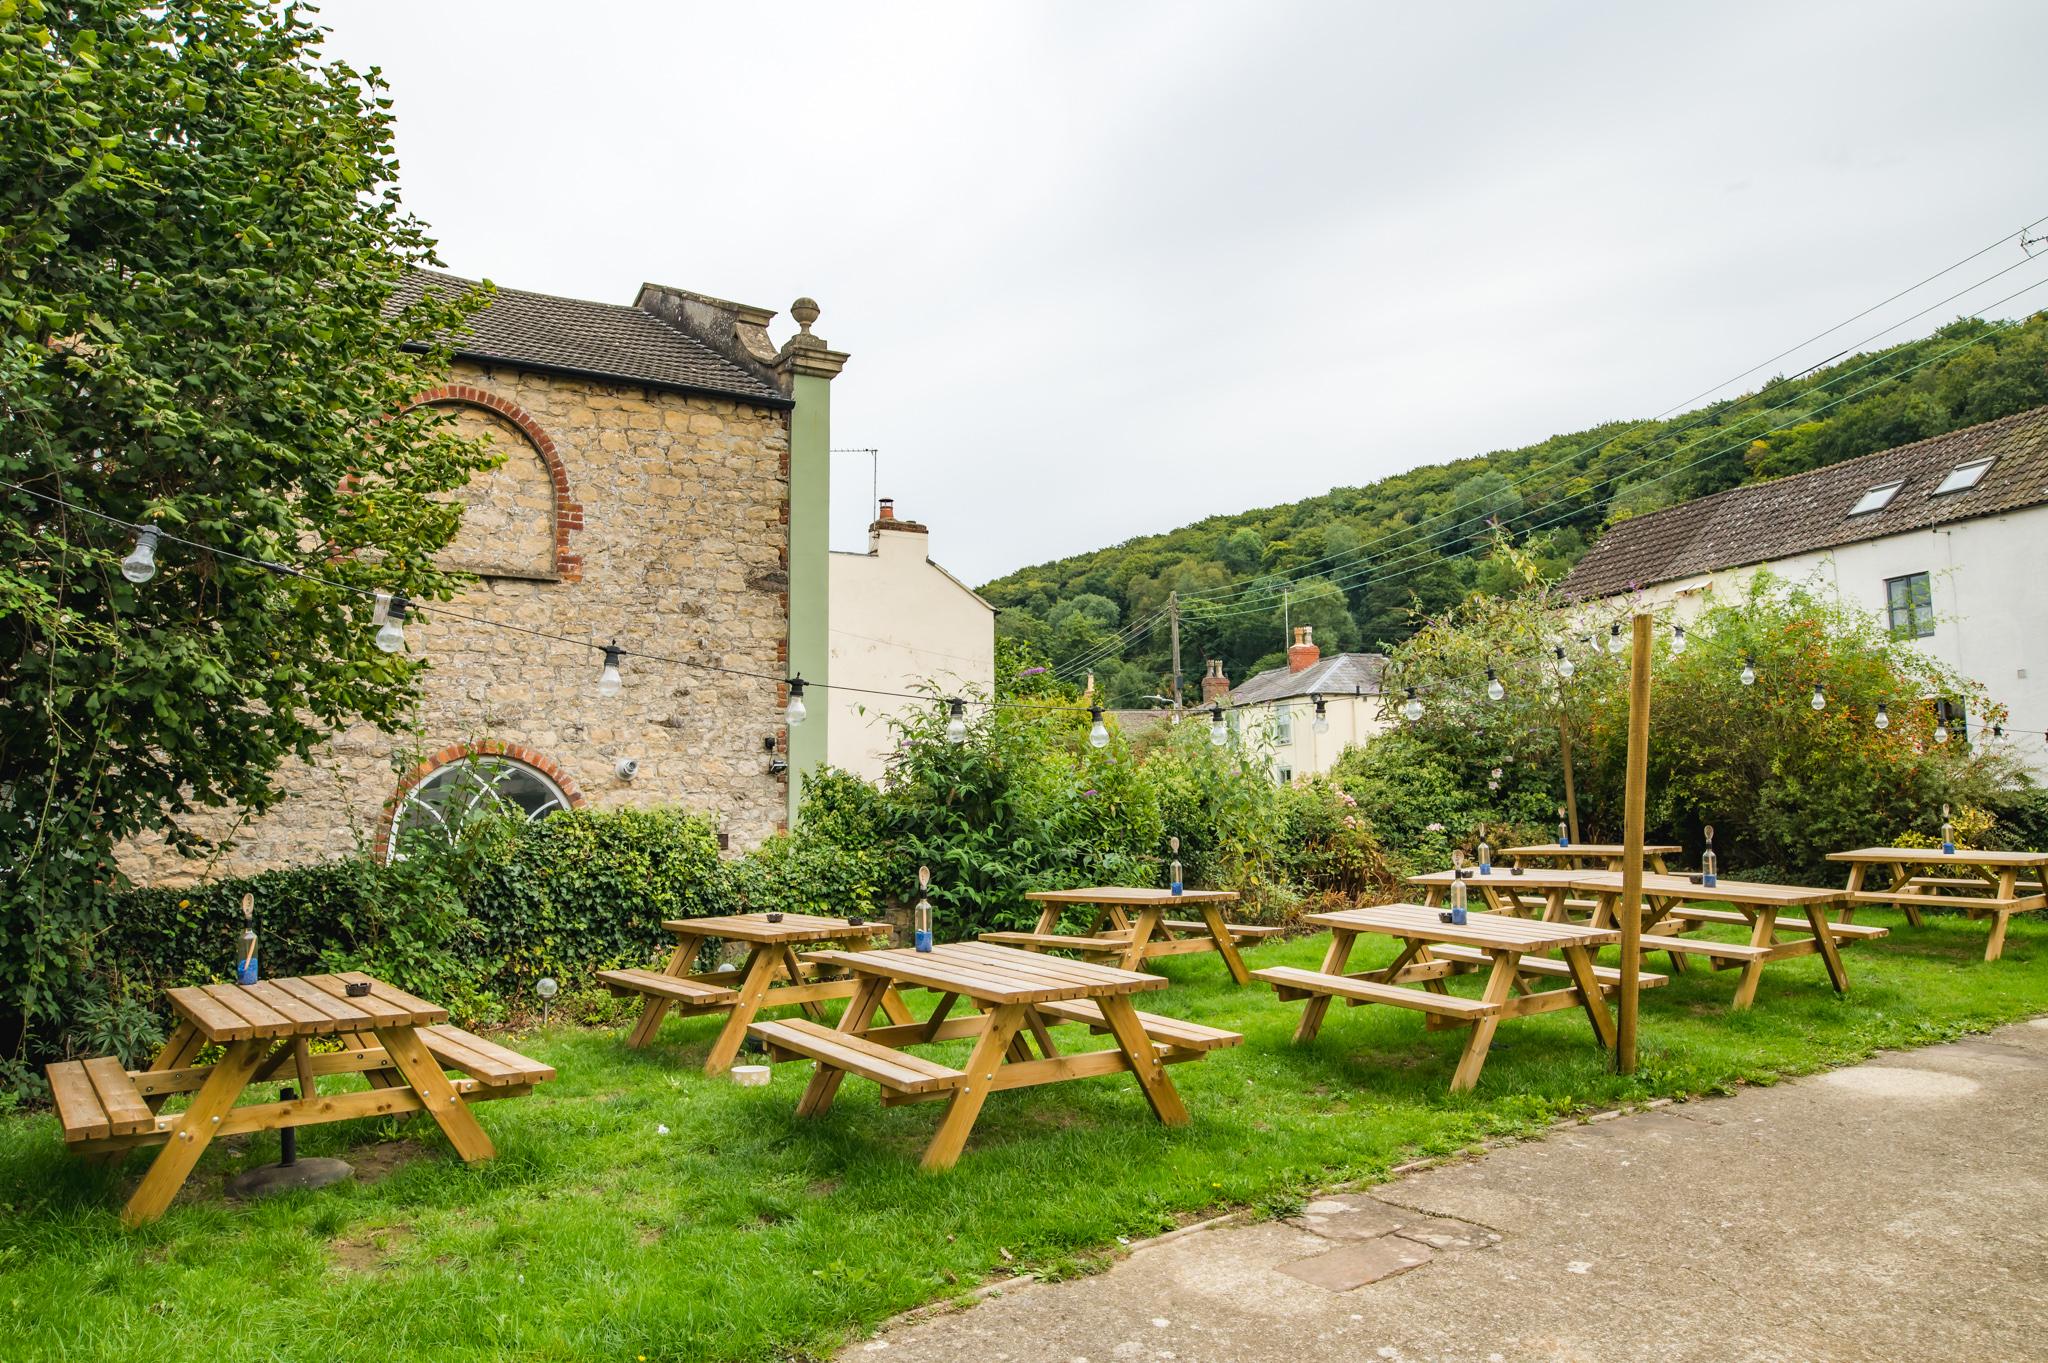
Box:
388;754;569;859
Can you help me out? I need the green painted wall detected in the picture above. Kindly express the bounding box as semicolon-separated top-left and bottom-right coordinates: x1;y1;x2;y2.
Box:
786;370;831;824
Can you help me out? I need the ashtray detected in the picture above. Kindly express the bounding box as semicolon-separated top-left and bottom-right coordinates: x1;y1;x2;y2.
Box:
765;912;784;923
1511;866;1525;876
1688;874;1703;885
345;981;372;998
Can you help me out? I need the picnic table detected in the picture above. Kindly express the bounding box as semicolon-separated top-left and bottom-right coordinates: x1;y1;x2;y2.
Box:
44;972;551;1226
1498;842;1681;873
1408;866;1590;921
979;886;1281;984
1252;905;1651;1091
1827;847;2048;961
1566;870;1880;1009
748;940;1240;1170
598;912;910;1073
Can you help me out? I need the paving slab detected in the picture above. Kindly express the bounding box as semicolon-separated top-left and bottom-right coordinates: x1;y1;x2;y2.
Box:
846;1018;2048;1363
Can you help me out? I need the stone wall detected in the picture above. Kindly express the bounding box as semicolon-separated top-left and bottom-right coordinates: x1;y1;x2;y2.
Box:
121;357;793;886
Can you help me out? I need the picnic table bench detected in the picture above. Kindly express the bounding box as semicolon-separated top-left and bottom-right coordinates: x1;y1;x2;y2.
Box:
598;911;909;1073
1826;847;2048;961
47;972;550;1226
749;940;1239;1169
1253;905;1651;1091
980;886;1281;984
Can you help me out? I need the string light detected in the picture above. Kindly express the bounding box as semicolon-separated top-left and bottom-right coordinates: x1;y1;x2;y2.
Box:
945;697;968;744
1311;694;1329;734
1810;683;1826;711
1671;624;1686;656
1209;703;1228;746
597;641;623;698
785;676;808;726
1933;699;1951;744
1485;668;1505;702
1606;623;1625;655
1554;646;1575;681
120;525;160;584
1875;701;1890;731
1739;654;1757;686
1401;687;1424;722
374;594;409;654
1088;704;1109;749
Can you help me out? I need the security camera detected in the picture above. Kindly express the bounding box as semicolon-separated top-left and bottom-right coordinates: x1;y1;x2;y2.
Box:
615;757;639;781
768;757;789;775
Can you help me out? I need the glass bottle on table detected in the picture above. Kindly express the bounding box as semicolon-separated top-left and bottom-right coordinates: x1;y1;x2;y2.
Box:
1941;804;1955;856
1557;805;1570;849
235;892;259;985
913;865;934;952
1168;835;1183;897
1700;824;1718;889
1476;825;1493;877
1448;849;1469;925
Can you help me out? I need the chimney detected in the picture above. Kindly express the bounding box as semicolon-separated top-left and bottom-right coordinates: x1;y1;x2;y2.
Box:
876;498;894;520
1287;625;1320;673
1201;658;1230;704
868;496;930;553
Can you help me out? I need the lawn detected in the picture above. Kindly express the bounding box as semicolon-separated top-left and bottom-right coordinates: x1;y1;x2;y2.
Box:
1;908;2043;1363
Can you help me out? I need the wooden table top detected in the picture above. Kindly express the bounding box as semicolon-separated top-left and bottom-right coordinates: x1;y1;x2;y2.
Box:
1499;843;1683;858
1024;886;1238;906
808;940;1168;1005
1826;847;2048;866
167;972;446;1043
1305;903;1621;951
1566;870;1842;906
660;912;895;944
1408;867;1585;888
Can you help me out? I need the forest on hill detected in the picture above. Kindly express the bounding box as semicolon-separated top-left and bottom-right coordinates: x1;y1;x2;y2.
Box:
981;313;2048;706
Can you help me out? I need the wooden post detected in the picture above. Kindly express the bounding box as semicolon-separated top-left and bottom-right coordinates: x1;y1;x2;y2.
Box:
1617;613;1653;1074
1556;683;1582;845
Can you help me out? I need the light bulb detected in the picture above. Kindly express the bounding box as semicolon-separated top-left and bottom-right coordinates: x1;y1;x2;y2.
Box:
1555;647;1575;681
1671;625;1686;656
1209;703;1227;746
375;593;409;654
1312;695;1329;734
945;698;967;745
1934;723;1949;744
121;525;160;583
1606;623;1625;655
1401;687;1423;722
1739;656;1756;687
1088;704;1109;749
1810;684;1826;711
1485;669;1505;702
1875;703;1890;731
785;677;808;726
597;641;623;698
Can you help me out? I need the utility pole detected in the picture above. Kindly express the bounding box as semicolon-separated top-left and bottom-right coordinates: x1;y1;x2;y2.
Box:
1617;612;1653;1075
1557;686;1581;845
1168;590;1183;713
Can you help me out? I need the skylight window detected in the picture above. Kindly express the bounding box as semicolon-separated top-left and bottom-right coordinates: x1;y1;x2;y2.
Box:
1932;457;1995;495
1847;481;1904;516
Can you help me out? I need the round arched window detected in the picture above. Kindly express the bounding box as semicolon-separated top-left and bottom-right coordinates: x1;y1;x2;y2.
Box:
389;754;569;859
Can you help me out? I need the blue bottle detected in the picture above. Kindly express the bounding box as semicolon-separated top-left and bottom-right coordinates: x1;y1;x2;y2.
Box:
1941;804;1955;856
1701;824;1718;889
1557;806;1570;848
1476;826;1492;877
1168;836;1183;897
913;865;934;952
234;893;259;985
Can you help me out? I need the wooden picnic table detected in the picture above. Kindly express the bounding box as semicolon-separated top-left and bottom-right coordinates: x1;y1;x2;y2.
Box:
1827;847;2048;961
598;912;910;1073
748;940;1240;1170
1564;870;1879;1009
1253;905;1647;1091
1498;843;1682;873
1407;866;1590;921
44;972;552;1226
980;886;1280;984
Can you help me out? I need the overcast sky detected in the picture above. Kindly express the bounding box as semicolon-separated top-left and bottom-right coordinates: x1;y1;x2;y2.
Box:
316;1;2048;587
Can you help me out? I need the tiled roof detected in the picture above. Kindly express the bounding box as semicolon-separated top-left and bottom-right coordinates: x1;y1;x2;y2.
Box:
390;269;789;406
1561;405;2048;600
1226;652;1389;705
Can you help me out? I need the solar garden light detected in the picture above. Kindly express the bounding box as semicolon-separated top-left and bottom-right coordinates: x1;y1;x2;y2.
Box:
536;975;559;1025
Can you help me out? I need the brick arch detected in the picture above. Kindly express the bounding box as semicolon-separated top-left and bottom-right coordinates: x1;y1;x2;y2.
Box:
410;384;584;581
375;739;588;862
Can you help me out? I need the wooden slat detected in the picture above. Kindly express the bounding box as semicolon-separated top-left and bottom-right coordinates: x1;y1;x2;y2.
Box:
1024;886;1238;906
1427;944;1668;987
45;1061;111;1141
1828;847;2048;867
749;1018;965;1093
298;974;414;1026
166;985;258;1041
1160;919;1283;937
1253;965;1500;1018
946;941;1142;985
596;967;738;1004
1568;871;1841;906
82;1056;155;1136
1498;844;1682;858
336;972;449;1026
1306;903;1620;950
198;982;297;1036
269;975;376;1028
1637;933;1770;962
421;1024;556;1084
811;944;1164;1004
1031;999;1244;1050
663;912;896;944
977;931;1129;952
237;980;328;1034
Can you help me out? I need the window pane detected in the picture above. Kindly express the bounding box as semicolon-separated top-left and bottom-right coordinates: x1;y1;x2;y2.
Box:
1933;458;1994;495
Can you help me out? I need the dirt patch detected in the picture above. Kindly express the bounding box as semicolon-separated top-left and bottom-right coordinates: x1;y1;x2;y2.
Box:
806;1178;841;1198
329;1224;412;1273
350;1139;428;1182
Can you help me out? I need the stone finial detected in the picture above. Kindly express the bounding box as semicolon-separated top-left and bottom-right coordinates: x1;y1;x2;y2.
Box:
790;297;820;335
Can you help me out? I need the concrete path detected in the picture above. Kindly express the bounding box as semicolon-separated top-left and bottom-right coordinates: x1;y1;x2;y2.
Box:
848;1019;2048;1363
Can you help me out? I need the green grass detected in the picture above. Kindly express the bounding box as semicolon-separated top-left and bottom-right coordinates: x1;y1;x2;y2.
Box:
2;908;2044;1363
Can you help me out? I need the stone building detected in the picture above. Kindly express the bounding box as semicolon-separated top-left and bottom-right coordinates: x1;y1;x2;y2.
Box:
827;499;995;778
123;268;848;884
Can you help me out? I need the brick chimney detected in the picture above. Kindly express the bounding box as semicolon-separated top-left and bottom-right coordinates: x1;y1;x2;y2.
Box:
1201;658;1230;703
876;497;894;520
1287;625;1320;673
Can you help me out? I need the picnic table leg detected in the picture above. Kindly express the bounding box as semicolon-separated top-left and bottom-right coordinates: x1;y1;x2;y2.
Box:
1986;870;2019;961
1729;909;1777;1010
1294;930;1356;1044
1023;1006;1062;1059
1449;953;1520;1092
704;946;781;1076
1559;943;1617;1050
376;1025;495;1162
1119;908;1164;974
1804;905;1850;993
627;931;705;1048
1890;863;1924;927
1839;862;1866;923
776;945;829;1022
839;934;915;1024
141;1022;206;1114
123;1037;270;1226
922;1004;1027;1171
1201;905;1254;985
1096;995;1190;1126
800;975;889;1118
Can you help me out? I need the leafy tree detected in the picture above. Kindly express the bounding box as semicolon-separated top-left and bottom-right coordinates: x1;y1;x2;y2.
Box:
1218;526;1265;575
0;1;491;1049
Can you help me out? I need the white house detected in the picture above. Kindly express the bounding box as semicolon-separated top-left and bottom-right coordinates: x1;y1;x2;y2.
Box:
1210;627;1391;781
827;500;996;779
1560;404;2048;775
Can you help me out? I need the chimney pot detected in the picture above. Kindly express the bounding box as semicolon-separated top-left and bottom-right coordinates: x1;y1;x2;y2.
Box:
1201;658;1230;703
877;498;894;520
1287;625;1320;674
